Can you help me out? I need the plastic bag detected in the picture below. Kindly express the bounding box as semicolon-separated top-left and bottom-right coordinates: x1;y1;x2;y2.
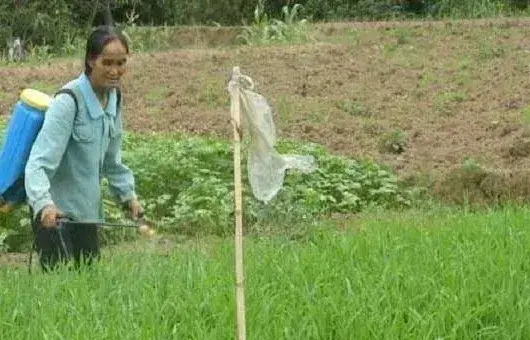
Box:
228;67;316;203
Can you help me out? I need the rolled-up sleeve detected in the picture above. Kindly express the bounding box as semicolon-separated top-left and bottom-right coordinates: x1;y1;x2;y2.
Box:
25;94;76;217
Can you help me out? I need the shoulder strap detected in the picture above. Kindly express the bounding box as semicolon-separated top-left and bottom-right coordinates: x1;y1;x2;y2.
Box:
54;88;79;119
54;87;121;117
116;88;122;115
117;88;122;108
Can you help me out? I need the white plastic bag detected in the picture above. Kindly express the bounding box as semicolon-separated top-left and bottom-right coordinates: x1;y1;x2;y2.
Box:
228;67;316;203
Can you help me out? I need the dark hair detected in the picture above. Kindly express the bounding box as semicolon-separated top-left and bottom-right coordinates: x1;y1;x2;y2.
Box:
84;25;130;75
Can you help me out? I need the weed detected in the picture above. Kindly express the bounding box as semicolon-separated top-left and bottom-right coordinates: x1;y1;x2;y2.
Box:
145;86;171;103
379;129;408;154
435;90;468;115
521;105;530;124
336;99;370;117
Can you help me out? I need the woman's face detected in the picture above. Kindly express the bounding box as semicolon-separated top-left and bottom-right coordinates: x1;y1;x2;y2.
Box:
88;39;128;90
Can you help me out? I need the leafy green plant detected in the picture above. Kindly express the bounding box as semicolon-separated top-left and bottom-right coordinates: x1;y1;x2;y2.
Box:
238;0;310;46
0;115;412;248
120;133;412;236
336;99;370;117
379;129;408;154
435;90;468;115
0;206;32;252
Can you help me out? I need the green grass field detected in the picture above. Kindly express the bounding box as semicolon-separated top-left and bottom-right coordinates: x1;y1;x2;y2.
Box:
2;206;530;339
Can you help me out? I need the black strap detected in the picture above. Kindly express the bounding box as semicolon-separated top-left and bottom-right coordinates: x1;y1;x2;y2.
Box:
54;87;122;116
54;88;79;118
117;88;122;109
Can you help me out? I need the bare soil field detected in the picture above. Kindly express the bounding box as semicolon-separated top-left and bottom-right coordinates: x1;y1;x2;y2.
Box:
3;18;530;202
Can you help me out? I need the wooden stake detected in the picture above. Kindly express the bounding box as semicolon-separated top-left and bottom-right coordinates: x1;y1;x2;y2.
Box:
229;67;246;340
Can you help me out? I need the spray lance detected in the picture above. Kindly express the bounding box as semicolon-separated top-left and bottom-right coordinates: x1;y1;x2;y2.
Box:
56;205;157;238
54;212;156;263
27;210;156;273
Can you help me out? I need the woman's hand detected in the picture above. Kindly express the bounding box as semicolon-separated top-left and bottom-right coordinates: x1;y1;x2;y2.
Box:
40;204;65;228
127;199;144;221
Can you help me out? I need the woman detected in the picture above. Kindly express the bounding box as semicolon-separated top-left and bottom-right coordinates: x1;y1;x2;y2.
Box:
25;25;143;271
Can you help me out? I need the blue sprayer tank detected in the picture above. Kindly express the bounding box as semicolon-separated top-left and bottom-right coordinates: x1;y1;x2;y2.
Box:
0;89;51;209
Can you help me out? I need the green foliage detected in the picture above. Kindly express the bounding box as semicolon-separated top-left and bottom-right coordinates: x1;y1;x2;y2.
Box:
0;125;411;251
238;0;311;46
2;0;529;60
0;206;32;253
5;206;530;338
0;0;84;59
336;99;370;116
118;133;411;237
434;90;468;116
433;0;507;18
379;129;408;154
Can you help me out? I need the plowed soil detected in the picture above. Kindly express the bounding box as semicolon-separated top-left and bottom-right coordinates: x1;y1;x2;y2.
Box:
2;18;530;191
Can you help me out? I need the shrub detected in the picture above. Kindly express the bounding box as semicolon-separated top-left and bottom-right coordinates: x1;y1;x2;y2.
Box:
118;133;412;236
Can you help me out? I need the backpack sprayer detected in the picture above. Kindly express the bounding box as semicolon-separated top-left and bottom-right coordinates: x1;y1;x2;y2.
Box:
0;89;49;209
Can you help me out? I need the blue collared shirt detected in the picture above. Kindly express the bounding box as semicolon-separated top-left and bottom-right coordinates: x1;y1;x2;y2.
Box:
25;72;137;220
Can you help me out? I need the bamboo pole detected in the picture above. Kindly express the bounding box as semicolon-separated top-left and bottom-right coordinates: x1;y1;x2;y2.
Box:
229;66;246;340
